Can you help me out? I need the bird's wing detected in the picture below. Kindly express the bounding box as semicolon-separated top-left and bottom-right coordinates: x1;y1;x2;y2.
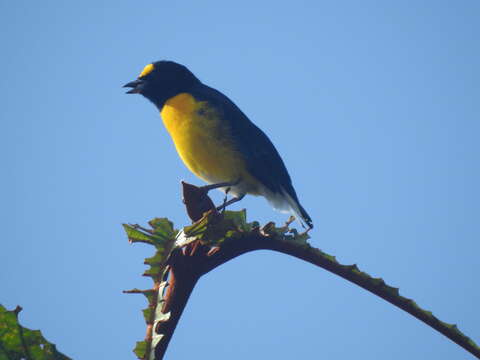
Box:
194;85;299;198
192;84;313;228
230;109;297;197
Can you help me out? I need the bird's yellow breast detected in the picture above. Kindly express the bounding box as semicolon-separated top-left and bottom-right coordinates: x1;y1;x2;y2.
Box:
160;93;251;187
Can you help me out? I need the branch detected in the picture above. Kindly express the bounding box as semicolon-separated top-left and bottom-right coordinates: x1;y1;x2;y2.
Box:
125;182;480;360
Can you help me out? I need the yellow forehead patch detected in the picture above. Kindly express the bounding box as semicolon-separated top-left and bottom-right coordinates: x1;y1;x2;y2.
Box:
138;63;155;78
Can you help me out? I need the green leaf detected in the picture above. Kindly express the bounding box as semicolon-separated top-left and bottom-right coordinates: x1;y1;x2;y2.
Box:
183;212;212;238
133;341;147;359
223;210;248;231
149;218;176;240
142;308;153;324
144;252;166;265
123;224;155;244
143;264;163;277
0;304;71;360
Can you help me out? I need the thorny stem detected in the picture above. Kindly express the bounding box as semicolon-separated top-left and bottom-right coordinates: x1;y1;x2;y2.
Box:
153;243;204;359
144;182;480;360
154;230;480;359
213;234;480;358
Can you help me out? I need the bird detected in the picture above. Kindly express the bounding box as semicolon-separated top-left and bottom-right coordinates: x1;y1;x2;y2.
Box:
124;61;313;229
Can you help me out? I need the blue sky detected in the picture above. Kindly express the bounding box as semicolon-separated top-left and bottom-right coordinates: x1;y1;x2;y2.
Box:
1;1;479;359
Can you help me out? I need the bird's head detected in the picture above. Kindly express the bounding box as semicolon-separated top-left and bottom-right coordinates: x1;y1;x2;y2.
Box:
123;61;200;109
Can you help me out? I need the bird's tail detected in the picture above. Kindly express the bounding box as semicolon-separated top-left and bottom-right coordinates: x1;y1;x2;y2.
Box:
265;187;313;229
281;189;313;229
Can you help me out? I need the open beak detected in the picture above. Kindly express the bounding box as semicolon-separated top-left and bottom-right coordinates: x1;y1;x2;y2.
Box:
123;79;144;94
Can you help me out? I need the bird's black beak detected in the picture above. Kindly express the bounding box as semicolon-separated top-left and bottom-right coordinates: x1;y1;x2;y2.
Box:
123;79;144;94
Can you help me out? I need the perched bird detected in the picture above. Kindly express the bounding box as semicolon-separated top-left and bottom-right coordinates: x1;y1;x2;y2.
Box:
124;61;313;229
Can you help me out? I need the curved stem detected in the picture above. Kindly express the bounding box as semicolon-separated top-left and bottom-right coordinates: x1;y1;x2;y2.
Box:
152;231;480;359
200;233;480;359
149;182;480;359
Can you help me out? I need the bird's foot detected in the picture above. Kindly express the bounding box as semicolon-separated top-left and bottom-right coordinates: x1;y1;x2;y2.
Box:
216;194;245;212
219;188;231;214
